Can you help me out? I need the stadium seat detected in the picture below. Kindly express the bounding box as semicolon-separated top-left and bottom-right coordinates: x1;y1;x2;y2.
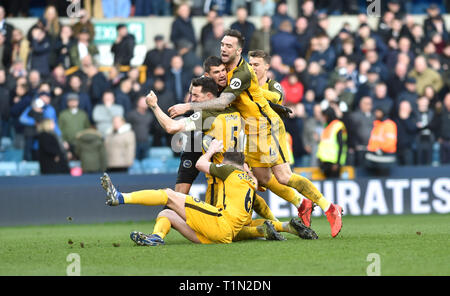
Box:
0;137;13;151
17;161;41;176
149;147;174;160
69;161;82;169
141;158;167;174
2;149;23;162
165;157;181;173
0;162;18;176
128;160;143;175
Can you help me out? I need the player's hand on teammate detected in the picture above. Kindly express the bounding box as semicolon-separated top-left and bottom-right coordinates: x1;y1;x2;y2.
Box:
208;139;224;154
268;101;293;119
168;103;190;118
146;91;158;109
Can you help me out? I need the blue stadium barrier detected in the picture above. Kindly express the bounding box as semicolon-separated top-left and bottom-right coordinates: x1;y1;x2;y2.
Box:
0;162;18;176
149;147;174;160
141;157;167;174
166;157;181;173
128;160;143;175
2;149;23;162
17;161;41;176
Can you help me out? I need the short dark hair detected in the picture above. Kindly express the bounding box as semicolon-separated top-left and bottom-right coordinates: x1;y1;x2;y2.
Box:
224;29;245;49
203;56;223;73
223;151;245;166
249;50;271;64
191;76;218;97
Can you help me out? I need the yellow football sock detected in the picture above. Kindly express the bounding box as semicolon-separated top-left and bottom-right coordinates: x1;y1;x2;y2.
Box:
287;174;330;211
272;221;285;233
122;190;168;206
253;194;278;221
234;226;264;241
266;175;301;208
152;216;171;239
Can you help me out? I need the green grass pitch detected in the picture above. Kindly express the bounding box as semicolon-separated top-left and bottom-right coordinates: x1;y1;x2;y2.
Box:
0;214;448;276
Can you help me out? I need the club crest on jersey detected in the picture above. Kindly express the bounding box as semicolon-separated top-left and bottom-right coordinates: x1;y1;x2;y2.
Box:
274;82;282;92
183;160;193;168
230;78;242;89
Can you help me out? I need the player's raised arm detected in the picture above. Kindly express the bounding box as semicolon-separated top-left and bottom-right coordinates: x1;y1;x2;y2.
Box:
195;139;224;174
146;91;187;134
168;92;236;118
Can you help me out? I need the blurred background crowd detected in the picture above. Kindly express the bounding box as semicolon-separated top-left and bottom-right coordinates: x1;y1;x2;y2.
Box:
0;0;449;177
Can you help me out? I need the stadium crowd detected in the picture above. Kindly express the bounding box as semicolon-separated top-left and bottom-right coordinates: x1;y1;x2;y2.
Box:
0;0;449;175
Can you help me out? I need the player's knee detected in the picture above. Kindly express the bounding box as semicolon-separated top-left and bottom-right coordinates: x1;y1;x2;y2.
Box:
158;208;175;219
274;169;292;185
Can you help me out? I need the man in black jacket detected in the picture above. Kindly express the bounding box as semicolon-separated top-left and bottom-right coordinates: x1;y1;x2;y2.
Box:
111;24;135;67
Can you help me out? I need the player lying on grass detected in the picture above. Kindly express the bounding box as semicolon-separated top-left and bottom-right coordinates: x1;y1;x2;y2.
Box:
168;29;343;237
101;139;317;245
145;79;318;241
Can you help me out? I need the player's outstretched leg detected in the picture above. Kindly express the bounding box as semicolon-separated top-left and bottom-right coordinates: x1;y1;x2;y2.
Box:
262;220;286;241
101;173;121;206
130;231;165;246
288;218;318;240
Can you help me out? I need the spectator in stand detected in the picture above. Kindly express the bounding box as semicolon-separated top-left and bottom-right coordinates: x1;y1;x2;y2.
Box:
61;74;92;117
365;107;397;176
309;33;336;72
395;100;417;166
302;89;316;117
320;87;348;119
396;77;418;114
415;96;435;165
354;23;388;64
303;61;328;102
409;23;426;57
69;28;98;68
408;55;443;96
230;6;255;57
9;77;32;146
177;39;202;76
284;103;307;166
170;3;197;51
0;69;9;137
127;67;150;104
10;29;29;67
0;31;11;71
355;66;379;106
165;55;192;104
423;4;448;43
293;57;308;84
294;16;313;59
143;35;177;78
387;61;408;100
51;25;75;69
436;93;450;164
58;93;91;157
365;49;389;82
43;5;61;44
72;9;95;41
92;90;124;137
200;9;218;51
82;57;109;107
127;95;154;160
302;103;323;166
37;119;70;175
298;0;318;30
0;6;14;43
317;107;347;178
385;36;415;70
202;17;225;61
270;20;301;67
280;73;304;105
423;85;441;111
102;0;131;18
104;116;135;173
28;70;41;97
372;82;394;118
249;15;274;55
334;77;355;111
111;24;135;67
75;125;107;173
29;26;51;78
349;96;374;166
252;0;276;16
427;53;443;74
272;1;295;32
114;78;133;115
150;77;176;147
